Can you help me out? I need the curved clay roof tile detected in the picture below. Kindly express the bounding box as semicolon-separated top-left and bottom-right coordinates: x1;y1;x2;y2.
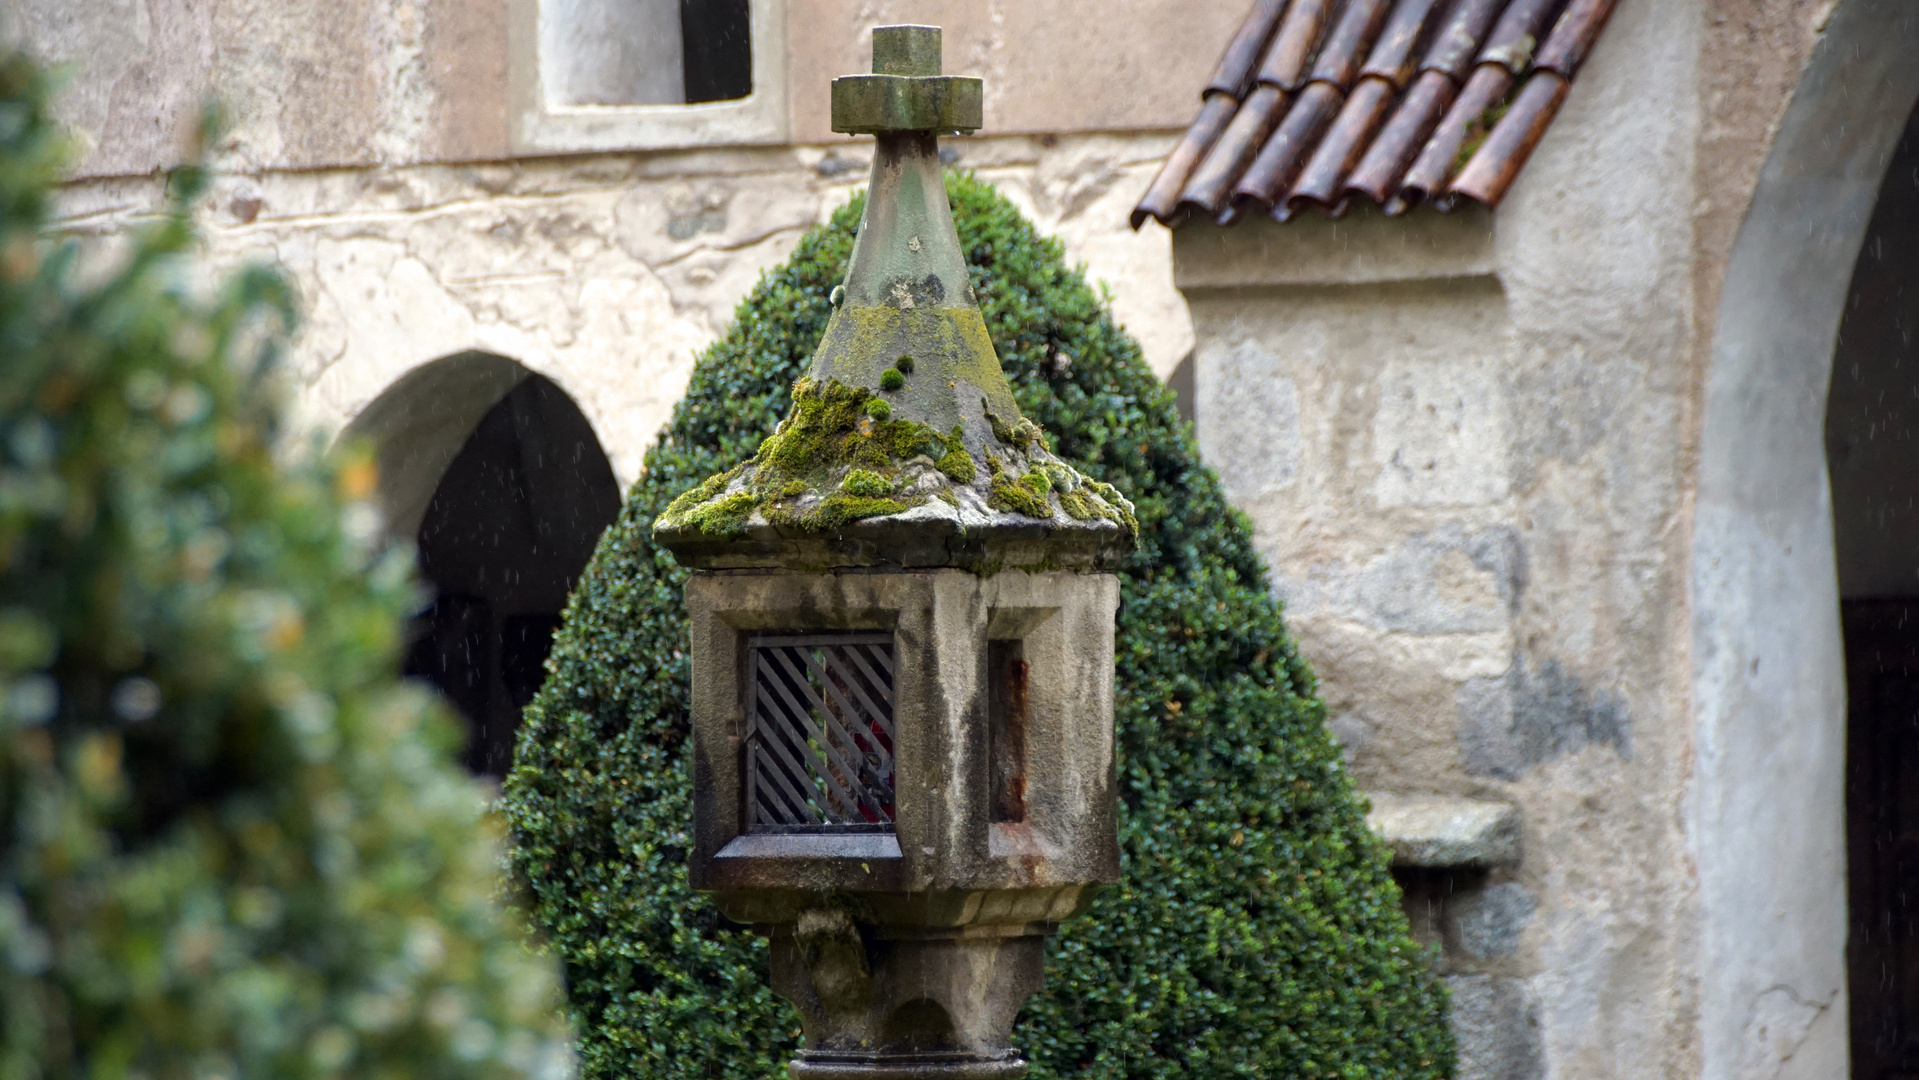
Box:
1130;0;1617;229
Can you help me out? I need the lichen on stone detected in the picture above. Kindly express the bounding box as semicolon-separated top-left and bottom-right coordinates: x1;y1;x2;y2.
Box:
657;375;1134;539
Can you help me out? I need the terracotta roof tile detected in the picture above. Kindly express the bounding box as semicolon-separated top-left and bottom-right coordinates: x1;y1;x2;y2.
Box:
1131;0;1617;229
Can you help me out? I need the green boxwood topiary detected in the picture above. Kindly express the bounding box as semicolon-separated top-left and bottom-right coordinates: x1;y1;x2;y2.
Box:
504;173;1453;1079
0;54;570;1079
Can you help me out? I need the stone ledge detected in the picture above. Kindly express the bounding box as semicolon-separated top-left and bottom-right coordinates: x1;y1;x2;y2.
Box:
1365;792;1521;868
1171;203;1496;291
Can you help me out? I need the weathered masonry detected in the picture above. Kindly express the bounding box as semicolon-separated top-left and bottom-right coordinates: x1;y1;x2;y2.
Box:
1136;0;1919;1077
658;26;1133;1078
18;0;1223;787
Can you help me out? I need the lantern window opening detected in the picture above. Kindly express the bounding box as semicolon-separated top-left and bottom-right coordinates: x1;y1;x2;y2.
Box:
986;639;1030;825
744;633;898;832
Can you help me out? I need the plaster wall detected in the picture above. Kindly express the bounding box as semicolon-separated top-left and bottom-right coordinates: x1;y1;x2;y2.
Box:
48;131;1193;488
20;0;1199;481
3;0;1241;177
1177;0;1919;1075
1179;0;1703;1074
1691;5;1919;1080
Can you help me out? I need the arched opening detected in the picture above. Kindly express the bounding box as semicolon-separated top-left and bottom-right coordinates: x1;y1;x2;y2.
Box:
1691;2;1919;1076
1828;101;1919;1079
341;355;621;778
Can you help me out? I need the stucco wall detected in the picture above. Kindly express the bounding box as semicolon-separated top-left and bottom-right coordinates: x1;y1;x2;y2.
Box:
48;132;1192;488
5;0;1240;178
1690;4;1919;1080
1176;0;1706;1075
19;0;1200;483
1171;0;1919;1077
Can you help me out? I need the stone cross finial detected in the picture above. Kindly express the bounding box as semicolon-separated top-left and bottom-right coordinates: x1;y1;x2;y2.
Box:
655;21;1134;574
872;24;942;76
660;36;1130;1071
831;24;983;134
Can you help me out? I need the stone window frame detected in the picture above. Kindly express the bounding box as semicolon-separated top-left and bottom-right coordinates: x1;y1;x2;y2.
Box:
505;0;789;154
684;570;1118;900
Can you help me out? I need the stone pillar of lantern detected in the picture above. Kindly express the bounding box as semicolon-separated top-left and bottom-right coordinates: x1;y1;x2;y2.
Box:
655;25;1135;1079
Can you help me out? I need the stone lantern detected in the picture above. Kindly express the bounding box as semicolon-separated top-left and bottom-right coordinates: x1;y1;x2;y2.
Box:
654;24;1135;1079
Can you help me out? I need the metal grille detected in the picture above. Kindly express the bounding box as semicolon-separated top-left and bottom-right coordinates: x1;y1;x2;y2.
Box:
745;633;897;830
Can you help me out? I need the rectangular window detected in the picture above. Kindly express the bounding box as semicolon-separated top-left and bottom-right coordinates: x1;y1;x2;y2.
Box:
745;633;896;831
510;0;786;154
679;0;753;104
542;0;752;106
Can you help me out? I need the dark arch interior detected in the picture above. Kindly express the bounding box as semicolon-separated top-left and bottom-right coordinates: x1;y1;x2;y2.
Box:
1827;100;1919;1080
681;0;752;103
403;373;621;778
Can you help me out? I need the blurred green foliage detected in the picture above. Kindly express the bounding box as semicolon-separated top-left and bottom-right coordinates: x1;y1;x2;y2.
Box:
505;173;1454;1078
0;53;570;1080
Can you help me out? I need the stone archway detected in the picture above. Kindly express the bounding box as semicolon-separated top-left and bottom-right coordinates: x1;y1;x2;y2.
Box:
1690;3;1919;1077
340;353;622;778
1826;94;1919;1074
338;351;535;542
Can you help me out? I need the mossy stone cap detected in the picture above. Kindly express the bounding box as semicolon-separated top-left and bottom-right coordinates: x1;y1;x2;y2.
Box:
653;25;1134;572
830;26;983;135
817;23;1000;445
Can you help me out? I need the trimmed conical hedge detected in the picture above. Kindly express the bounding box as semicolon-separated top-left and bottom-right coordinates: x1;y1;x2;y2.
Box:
0;54;570;1079
504;173;1453;1079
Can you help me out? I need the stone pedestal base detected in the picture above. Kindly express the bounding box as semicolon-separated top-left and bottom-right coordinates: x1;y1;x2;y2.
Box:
769;913;1046;1080
788;1052;1026;1079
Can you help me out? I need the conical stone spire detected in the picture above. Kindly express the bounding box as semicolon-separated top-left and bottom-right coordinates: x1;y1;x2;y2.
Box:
655;26;1134;571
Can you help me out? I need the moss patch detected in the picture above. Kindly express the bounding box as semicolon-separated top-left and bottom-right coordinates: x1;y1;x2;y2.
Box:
653;372;1117;539
660;462;744;522
1088;479;1138;535
935;442;977;483
1455;95;1515;172
808;302;1021;429
987;457;1053;519
1057;487;1102;521
841;469;893;497
660;378;956;536
679;491;756;536
767;494;911;531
